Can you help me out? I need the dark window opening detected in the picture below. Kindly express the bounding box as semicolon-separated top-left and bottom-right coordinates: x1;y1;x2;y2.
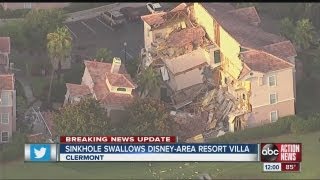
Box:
117;88;126;92
224;77;227;84
243;94;246;100
214;50;221;63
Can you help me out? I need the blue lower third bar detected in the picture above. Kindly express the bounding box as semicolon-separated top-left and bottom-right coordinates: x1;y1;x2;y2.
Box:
58;144;260;162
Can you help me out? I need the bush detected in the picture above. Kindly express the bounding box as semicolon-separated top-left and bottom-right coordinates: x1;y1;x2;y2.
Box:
63;63;85;84
291;113;320;134
208;116;299;143
0;132;26;162
0;8;30;18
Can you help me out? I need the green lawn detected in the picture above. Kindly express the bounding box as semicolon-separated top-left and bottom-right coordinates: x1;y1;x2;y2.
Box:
1;131;319;179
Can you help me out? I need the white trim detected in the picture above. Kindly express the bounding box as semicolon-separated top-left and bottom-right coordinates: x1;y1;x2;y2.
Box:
270;110;278;123
1;131;9;143
0;113;9;124
252;98;295;109
268;75;277;87
269;93;278;104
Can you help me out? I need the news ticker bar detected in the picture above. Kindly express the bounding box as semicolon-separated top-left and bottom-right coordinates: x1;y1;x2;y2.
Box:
25;143;259;162
24;142;302;163
263;163;301;172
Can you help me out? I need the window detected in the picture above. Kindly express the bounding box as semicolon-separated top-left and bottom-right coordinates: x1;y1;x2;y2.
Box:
214;50;221;63
259;77;264;86
270;93;277;104
1;132;9;142
0;92;10;106
24;3;32;9
117;88;126;92
1;113;9;124
270;111;278;122
268;75;276;86
242;94;246;100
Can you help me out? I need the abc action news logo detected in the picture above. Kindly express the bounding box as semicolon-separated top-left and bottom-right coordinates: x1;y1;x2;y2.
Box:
260;143;302;162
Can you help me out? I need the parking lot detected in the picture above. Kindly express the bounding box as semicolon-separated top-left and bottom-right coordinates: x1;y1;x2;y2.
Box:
65;16;144;61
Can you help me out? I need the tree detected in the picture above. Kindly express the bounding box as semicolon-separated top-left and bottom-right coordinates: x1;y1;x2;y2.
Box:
0;20;27;51
23;9;66;53
126;58;140;78
95;48;112;62
137;67;160;97
54;98;110;136
280;18;295;41
126;98;174;136
294;19;316;50
47;26;72;104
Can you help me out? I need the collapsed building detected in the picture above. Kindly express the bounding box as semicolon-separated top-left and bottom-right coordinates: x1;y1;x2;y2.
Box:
141;3;297;141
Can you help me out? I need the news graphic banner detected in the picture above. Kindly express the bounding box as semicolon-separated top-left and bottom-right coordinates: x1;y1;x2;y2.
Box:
59;143;259;162
261;143;302;172
23;135;302;172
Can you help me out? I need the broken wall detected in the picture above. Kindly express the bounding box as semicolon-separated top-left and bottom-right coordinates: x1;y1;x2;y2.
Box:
193;3;215;42
143;21;153;51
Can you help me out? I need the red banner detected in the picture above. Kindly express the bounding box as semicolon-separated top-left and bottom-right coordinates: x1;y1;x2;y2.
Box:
60;136;177;143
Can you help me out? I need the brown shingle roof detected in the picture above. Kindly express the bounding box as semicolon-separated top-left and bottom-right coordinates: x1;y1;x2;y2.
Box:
170;3;188;12
167;27;206;48
202;3;286;48
101;93;134;107
141;12;167;27
0;37;10;54
66;83;91;97
83;60;135;106
106;72;136;88
0;74;14;90
239;64;251;79
229;7;261;26
240;50;293;73
259;40;297;59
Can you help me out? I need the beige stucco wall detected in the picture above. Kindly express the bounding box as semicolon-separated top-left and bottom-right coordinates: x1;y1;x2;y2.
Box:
219;28;243;79
143;22;153;51
247;99;295;127
105;78;133;95
167;67;204;91
248;68;295;108
81;67;94;92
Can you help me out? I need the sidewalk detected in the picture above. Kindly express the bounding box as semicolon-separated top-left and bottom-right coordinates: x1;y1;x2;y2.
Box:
15;76;36;104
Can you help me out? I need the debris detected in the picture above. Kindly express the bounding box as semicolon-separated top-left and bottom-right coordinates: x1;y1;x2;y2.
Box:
217;130;226;137
170;111;177;116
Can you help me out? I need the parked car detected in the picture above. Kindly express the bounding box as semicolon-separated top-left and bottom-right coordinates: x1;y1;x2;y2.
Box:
120;6;149;22
102;10;126;27
146;3;163;14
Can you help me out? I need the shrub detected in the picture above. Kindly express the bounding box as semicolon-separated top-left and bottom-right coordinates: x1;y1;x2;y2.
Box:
63;63;84;84
0;132;26;162
208;116;299;143
291;113;320;134
0;8;30;18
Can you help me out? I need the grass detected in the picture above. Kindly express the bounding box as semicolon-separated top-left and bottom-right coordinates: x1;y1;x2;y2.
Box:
1;131;319;179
